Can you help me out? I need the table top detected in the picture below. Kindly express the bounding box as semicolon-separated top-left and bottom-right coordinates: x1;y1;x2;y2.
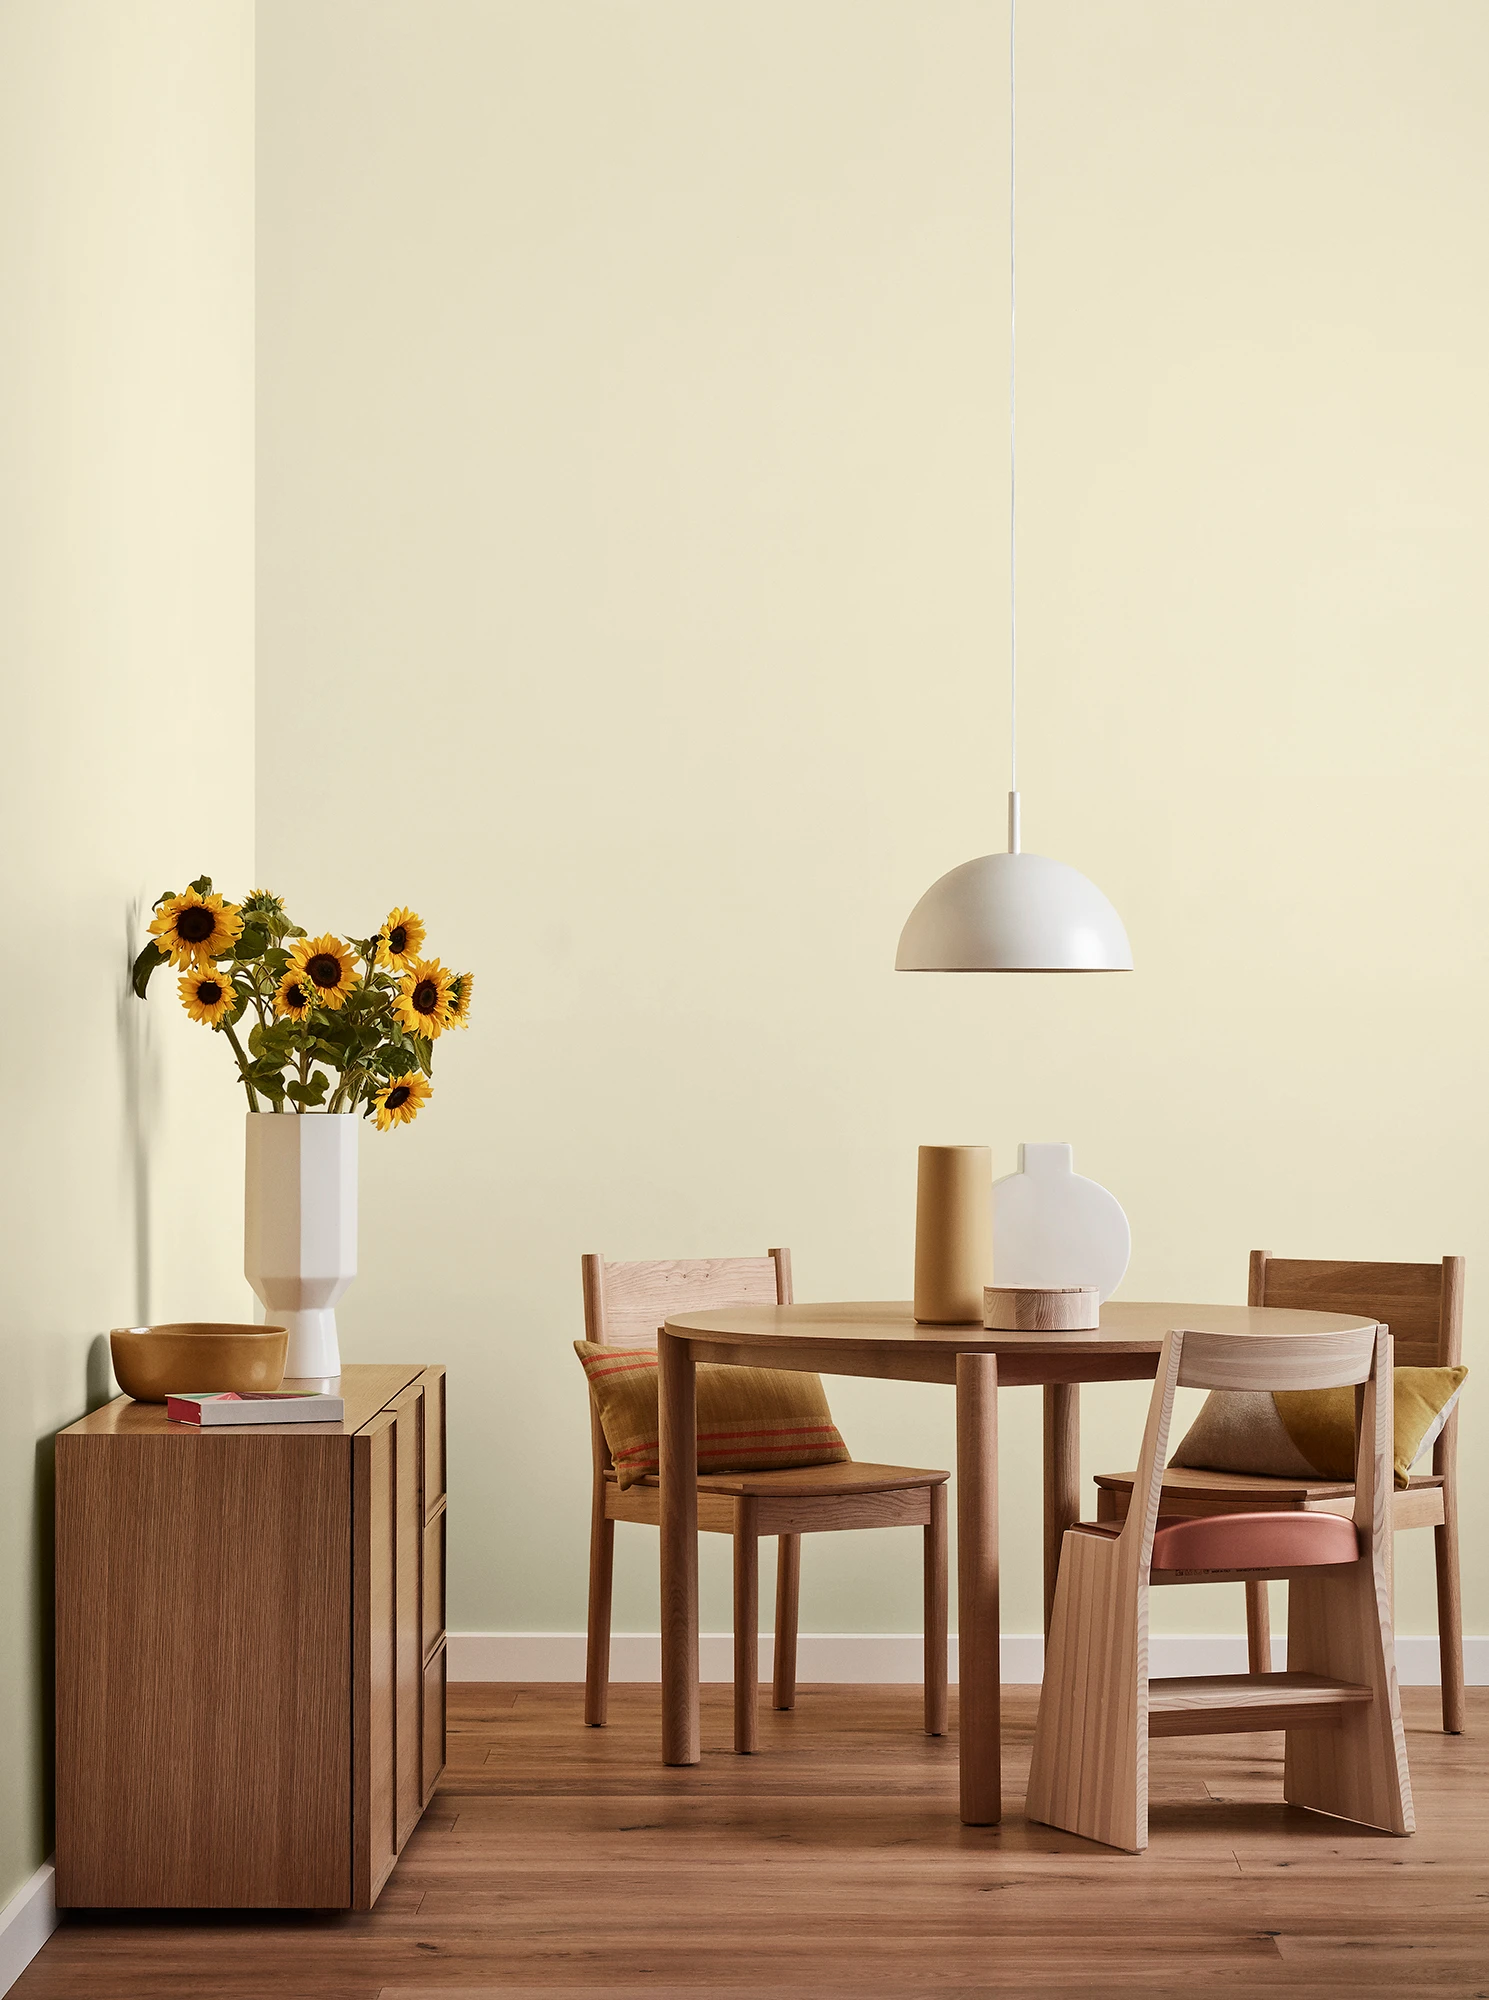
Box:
664;1298;1378;1360
57;1364;425;1440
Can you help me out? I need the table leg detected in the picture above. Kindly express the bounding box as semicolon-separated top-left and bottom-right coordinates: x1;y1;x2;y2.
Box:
659;1329;700;1765
1043;1383;1080;1638
956;1351;1000;1826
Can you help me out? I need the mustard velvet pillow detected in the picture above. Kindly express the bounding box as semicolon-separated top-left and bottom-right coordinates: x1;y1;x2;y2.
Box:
575;1343;851;1489
1170;1366;1466;1491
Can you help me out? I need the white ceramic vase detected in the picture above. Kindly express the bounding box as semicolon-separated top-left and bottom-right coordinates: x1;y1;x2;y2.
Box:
990;1142;1131;1302
244;1111;358;1384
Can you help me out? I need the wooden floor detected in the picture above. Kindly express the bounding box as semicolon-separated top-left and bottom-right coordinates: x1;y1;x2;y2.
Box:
18;1683;1489;1999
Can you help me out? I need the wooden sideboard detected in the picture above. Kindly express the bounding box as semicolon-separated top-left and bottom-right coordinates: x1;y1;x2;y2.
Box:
54;1363;447;1910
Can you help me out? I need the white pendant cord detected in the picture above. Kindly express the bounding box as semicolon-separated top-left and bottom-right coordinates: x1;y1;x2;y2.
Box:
1007;0;1020;855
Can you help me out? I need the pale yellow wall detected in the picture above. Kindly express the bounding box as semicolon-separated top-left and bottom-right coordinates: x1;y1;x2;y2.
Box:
256;0;1488;1649
0;1;255;1902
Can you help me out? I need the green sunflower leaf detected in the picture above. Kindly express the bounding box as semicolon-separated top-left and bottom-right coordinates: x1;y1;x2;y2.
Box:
285;1075;329;1106
188;875;213;896
415;1036;434;1077
131;940;168;998
236;926;270;960
382;1044;419;1077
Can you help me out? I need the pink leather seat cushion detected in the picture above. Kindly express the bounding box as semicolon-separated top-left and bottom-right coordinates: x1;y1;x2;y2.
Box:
1150;1510;1359;1573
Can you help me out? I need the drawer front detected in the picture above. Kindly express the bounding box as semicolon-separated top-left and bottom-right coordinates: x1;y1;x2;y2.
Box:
423;1366;447;1516
423;1507;446;1662
352;1412;399;1910
392;1384;426;1852
56;1431;351;1910
422;1643;447;1808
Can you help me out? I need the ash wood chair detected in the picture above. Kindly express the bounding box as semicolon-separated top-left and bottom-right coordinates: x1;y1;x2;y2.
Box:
581;1249;949;1753
1093;1254;1465;1731
1028;1321;1413;1853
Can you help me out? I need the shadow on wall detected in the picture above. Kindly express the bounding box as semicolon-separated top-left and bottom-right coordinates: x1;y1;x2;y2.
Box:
119;901;158;1328
21;916;154;1853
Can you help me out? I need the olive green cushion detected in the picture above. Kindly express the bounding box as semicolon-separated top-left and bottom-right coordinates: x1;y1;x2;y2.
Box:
1170;1366;1466;1491
575;1342;849;1490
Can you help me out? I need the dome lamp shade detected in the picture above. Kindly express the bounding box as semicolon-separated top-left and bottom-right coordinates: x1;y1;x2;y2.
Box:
895;840;1132;973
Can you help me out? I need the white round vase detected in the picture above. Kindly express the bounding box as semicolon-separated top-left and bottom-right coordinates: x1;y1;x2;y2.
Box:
244;1111;358;1384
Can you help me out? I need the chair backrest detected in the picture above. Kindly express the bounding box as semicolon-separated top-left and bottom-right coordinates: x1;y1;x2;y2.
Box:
580;1249;793;1349
1250;1251;1463;1369
1122;1323;1392;1575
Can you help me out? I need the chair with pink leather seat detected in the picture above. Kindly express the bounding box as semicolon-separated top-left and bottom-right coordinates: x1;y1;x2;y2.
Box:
1026;1321;1413;1853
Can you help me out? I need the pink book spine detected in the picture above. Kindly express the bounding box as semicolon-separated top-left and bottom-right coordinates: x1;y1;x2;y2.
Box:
166;1393;243;1425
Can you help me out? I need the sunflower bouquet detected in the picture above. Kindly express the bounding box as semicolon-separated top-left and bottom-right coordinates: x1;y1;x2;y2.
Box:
132;879;472;1131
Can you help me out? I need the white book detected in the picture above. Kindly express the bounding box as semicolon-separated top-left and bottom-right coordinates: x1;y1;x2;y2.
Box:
166;1391;345;1426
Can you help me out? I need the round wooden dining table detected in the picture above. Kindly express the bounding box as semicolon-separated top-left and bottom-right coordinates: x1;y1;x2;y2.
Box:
656;1297;1381;1825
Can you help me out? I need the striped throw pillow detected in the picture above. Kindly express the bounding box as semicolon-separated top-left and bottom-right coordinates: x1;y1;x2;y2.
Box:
575;1342;850;1490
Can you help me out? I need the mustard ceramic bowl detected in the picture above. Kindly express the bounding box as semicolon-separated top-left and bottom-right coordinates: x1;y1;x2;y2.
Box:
109;1323;289;1402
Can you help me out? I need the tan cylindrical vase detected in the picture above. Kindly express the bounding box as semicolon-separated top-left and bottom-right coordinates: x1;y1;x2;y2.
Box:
914;1144;994;1325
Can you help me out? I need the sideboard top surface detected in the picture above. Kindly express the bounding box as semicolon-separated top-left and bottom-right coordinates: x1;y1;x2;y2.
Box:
59;1363;428;1440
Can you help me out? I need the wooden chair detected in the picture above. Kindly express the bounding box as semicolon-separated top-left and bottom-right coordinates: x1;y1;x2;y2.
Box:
1028;1321;1413;1852
581;1249;949;1753
1093;1254;1465;1731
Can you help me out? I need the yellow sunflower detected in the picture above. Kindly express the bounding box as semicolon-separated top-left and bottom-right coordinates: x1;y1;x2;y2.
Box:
150;889;242;968
178;967;236;1027
274;971;315;1022
446;971;474;1028
376;907;427;971
372;1070;431;1132
393;958;455;1040
288;934;358;1010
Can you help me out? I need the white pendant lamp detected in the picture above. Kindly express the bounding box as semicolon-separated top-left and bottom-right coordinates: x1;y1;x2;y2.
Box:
896;3;1131;975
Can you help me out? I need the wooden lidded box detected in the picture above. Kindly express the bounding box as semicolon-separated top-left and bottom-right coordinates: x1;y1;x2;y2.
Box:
54;1363;447;1910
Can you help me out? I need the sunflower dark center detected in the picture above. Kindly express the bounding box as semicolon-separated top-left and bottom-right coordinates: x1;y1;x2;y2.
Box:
286;982;308;1008
177;906;216;943
198;980;223;1005
413;980;438;1013
389;926;408;954
386;1084;412;1111
306;953;342;988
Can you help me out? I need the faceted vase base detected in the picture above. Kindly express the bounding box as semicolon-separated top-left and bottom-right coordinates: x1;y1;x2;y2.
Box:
276;1307;342;1383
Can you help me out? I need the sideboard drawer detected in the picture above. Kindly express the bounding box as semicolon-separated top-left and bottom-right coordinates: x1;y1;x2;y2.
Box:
423;1507;446;1661
423;1365;446;1515
422;1643;447;1811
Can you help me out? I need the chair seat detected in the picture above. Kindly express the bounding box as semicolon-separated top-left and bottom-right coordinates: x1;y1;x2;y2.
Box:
1071;1510;1361;1572
606;1460;948;1498
1094;1464;1444;1511
1150;1509;1360;1573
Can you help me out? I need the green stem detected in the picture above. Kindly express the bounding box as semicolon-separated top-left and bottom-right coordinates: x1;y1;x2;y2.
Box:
222;1019;262;1111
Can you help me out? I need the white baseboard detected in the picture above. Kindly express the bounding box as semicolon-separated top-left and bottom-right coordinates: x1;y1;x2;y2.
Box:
0;1861;55;2000
448;1630;1486;1686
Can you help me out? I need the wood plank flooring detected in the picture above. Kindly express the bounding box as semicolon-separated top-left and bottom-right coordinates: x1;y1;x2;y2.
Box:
17;1683;1488;1999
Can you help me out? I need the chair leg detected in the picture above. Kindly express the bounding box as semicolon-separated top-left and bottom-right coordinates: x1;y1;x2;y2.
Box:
1435;1488;1465;1734
772;1534;800;1710
924;1483;948;1737
1026;1530;1146;1852
734;1499;759;1753
1284;1563;1413;1835
584;1495;615;1728
1245;1579;1272;1674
